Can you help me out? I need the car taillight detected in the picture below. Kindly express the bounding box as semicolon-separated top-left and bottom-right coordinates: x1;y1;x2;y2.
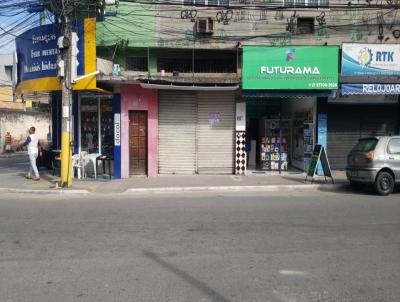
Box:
365;151;375;162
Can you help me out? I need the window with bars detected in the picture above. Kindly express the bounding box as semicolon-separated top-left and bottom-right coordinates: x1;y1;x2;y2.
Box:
283;0;329;7
184;0;229;6
126;57;148;72
157;50;237;73
297;17;315;34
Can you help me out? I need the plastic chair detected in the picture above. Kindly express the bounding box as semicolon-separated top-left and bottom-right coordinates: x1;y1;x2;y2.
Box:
72;154;81;179
83;152;101;179
78;151;87;179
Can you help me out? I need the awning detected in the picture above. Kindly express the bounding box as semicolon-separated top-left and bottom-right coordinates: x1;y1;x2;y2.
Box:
241;90;337;98
342;84;400;95
140;83;239;91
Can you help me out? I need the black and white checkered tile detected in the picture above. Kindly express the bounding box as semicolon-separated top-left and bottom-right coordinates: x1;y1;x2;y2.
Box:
235;131;246;175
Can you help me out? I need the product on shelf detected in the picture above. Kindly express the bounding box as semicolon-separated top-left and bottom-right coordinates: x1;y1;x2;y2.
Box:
259;118;289;171
303;122;314;171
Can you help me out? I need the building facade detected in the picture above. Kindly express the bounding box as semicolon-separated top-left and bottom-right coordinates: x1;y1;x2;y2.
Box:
49;1;400;178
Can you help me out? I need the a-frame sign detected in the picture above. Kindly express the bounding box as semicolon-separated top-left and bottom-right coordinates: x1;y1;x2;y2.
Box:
305;144;334;184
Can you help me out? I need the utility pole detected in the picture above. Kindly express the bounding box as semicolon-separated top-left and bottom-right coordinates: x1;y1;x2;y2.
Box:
60;0;73;188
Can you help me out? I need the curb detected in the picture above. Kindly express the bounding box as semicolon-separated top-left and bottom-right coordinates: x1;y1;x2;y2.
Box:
123;183;346;194
0;188;90;195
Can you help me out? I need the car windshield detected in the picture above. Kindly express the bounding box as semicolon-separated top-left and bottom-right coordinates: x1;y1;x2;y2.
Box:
352;138;378;152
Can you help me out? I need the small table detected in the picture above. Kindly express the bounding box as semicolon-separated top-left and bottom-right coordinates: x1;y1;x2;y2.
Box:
96;155;113;179
51;150;61;176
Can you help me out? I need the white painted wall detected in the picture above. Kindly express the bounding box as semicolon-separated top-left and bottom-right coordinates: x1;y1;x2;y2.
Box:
0;110;51;153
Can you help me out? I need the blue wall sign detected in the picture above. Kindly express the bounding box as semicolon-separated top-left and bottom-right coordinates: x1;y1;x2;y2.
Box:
342;84;400;95
15;20;94;94
16;24;61;82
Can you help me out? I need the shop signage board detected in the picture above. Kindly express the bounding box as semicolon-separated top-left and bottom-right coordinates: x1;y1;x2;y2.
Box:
236;102;246;131
342;43;400;76
242;46;339;90
305;144;334;184
114;113;121;146
342;84;400;95
15;18;97;94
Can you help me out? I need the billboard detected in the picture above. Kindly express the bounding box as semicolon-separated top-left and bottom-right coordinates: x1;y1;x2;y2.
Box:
341;43;400;76
15;18;96;94
242;46;339;90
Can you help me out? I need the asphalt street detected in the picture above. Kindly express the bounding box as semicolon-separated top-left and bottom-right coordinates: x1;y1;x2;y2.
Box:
0;189;399;302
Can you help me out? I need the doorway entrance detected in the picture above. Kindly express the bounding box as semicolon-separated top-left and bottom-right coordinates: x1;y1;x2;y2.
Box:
129;111;148;175
245;98;316;173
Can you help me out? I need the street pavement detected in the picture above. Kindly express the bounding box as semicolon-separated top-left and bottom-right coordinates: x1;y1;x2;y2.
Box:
0;153;347;194
0;189;399;302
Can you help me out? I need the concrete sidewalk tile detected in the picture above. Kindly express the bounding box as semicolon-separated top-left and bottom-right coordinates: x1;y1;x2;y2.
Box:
0;156;349;195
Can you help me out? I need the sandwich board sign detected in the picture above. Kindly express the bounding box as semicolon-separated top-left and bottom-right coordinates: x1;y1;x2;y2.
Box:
305;144;334;184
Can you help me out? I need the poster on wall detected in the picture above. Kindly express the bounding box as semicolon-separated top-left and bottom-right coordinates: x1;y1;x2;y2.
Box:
208;112;220;125
341;43;400;76
242;46;339;90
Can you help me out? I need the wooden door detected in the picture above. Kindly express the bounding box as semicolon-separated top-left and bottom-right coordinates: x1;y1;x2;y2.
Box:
129;111;148;175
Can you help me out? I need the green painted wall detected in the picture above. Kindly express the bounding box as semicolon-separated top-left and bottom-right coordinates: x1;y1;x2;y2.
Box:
96;1;156;48
97;47;158;75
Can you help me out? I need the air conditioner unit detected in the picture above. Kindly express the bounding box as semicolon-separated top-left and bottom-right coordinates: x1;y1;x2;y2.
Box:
196;17;214;34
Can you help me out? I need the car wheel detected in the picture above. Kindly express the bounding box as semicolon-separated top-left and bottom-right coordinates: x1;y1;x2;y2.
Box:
374;171;394;196
349;181;363;190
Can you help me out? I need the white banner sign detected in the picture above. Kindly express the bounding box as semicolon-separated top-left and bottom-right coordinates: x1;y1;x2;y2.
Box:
114;113;121;146
342;43;400;76
236;102;246;131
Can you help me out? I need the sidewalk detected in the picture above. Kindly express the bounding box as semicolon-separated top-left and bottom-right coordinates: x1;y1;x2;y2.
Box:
0;153;348;194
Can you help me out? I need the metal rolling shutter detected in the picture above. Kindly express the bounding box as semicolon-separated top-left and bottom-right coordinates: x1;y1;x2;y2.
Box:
327;104;399;170
327;107;361;170
197;91;235;174
158;91;197;174
359;106;398;137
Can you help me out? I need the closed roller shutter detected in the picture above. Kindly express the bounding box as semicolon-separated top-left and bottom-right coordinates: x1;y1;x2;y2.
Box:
158;91;197;174
327;104;398;170
197;91;235;174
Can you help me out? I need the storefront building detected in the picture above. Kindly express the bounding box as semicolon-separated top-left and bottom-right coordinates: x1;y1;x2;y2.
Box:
120;84;158;178
157;89;237;175
107;84;238;178
241;46;339;174
324;43;400;169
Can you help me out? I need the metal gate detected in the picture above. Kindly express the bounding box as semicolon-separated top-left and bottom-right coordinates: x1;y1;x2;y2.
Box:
327;104;399;170
197;91;235;174
158;91;197;174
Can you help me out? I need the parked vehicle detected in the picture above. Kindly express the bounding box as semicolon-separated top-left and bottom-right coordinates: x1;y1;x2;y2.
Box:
346;136;400;195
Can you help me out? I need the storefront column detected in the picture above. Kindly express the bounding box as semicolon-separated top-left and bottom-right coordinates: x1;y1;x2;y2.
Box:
51;92;62;150
73;93;79;155
113;94;122;179
316;98;328;175
235;102;246;175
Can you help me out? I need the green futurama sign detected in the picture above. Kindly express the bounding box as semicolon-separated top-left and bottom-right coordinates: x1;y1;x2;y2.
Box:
242;46;339;90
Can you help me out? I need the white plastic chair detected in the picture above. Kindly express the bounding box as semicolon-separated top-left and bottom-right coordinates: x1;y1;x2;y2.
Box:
79;151;88;179
72;154;82;179
83;152;101;179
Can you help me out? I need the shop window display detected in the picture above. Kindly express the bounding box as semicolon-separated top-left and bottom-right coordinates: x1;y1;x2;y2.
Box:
81;98;99;153
259;118;289;171
80;97;114;156
100;99;114;157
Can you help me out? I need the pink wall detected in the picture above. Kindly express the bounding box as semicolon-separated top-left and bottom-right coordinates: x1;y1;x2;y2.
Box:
121;84;158;178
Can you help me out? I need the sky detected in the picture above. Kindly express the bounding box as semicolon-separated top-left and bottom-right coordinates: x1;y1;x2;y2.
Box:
0;0;43;54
